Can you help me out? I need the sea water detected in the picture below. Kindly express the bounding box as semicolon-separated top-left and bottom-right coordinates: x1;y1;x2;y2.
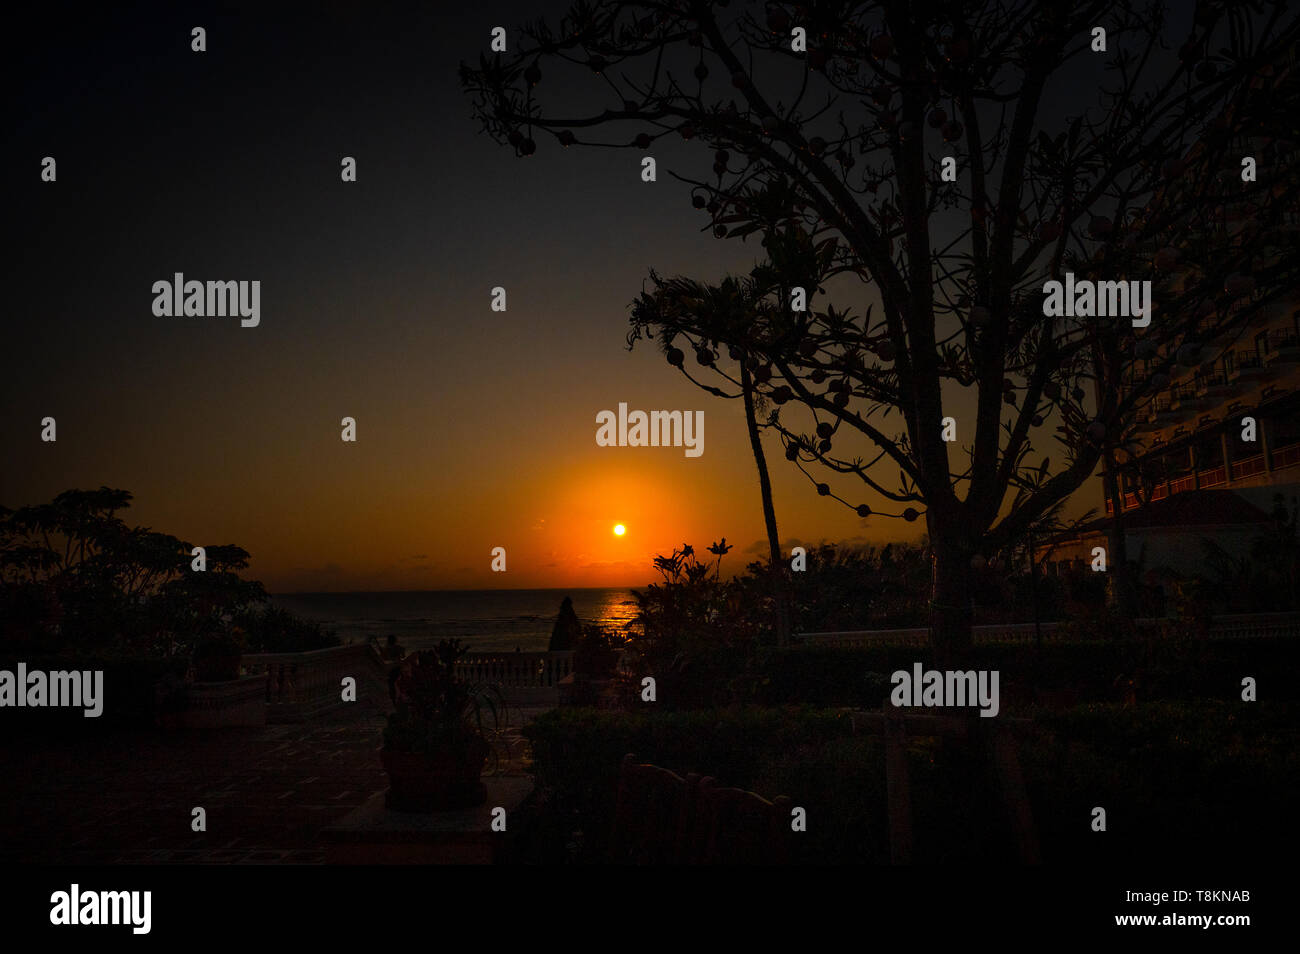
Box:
268;587;641;652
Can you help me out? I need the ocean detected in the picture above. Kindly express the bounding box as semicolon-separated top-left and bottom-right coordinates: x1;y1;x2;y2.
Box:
268;587;642;652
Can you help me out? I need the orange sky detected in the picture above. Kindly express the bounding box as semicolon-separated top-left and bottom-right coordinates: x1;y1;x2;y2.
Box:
14;341;1103;592
5;4;1105;592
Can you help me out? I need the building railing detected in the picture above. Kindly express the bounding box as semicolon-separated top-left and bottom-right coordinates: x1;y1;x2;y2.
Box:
1264;329;1299;354
1195;369;1229;395
179;675;268;729
802;612;1300;647
1109;439;1300;514
242;646;578;719
1275;442;1300;470
454;651;574;689
455;651;576;707
1199;464;1227;487
244;643;375;723
1231;453;1268;480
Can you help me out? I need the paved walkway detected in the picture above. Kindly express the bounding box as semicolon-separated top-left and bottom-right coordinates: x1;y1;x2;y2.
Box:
0;696;548;864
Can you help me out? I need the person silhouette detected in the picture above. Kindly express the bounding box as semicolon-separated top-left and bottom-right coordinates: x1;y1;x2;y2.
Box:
549;596;582;652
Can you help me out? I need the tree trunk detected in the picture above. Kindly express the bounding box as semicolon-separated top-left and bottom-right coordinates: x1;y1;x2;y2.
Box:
741;364;790;647
928;534;974;670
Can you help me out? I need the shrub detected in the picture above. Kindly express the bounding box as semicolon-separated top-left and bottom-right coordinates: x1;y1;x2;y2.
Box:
237;605;341;653
521;700;1299;864
724;634;1300;708
523;706;856;859
573;626;621;678
752;735;889;863
1019;701;1300;863
736;645;895;707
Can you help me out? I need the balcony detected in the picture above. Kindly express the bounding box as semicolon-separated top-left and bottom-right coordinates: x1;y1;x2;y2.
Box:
1227;349;1269;384
1231;453;1268;481
1170;383;1210;418
1135;396;1175;432
1276;442;1300;471
1199;464;1228;488
1195;369;1236;400
1263;330;1300;368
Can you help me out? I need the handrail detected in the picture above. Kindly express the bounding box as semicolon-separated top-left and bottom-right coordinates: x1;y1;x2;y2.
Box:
454;651;575;688
801;611;1300;646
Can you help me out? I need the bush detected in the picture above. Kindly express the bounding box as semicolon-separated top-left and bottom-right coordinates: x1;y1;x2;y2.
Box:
521;705;1034;863
236;605;341;653
522;705;856;860
520;699;1299;864
724;634;1300;709
193;628;246;659
573;626;620;677
738;646;895;707
752;735;889;863
1020;701;1300;863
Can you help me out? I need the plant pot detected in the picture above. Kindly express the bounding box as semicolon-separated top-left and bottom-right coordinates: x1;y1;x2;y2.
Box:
195;655;242;682
381;737;489;812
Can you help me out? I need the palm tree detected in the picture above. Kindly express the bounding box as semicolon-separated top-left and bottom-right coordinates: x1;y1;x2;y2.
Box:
739;363;791;645
633;275;791;645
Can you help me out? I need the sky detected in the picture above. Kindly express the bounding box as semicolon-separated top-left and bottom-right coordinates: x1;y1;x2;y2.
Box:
1;0;1145;592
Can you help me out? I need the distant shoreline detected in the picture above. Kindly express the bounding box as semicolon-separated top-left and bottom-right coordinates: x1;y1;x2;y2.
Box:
268;585;652;597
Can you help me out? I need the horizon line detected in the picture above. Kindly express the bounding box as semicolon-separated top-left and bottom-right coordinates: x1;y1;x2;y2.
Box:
268;584;656;596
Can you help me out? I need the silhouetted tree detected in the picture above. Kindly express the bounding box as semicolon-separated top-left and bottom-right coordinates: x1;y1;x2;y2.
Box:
0;488;266;654
464;1;1300;659
632;274;792;642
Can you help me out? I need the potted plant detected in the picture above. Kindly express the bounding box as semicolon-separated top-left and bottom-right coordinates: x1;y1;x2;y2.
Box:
193;626;245;682
381;638;504;811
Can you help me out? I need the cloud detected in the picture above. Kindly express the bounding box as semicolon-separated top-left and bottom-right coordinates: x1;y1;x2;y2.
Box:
578;559;642;572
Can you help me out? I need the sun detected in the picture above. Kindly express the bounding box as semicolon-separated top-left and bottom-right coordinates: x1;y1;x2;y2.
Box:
613;524;626;537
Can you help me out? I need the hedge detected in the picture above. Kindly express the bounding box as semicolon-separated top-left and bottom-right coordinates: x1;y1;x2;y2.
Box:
519;700;1299;864
648;635;1300;710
